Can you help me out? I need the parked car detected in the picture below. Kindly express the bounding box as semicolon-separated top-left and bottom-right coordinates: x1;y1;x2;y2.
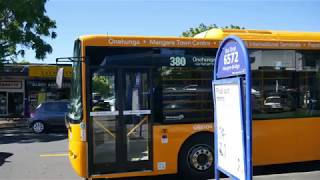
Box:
28;100;69;133
92;92;103;105
104;96;115;111
263;95;294;113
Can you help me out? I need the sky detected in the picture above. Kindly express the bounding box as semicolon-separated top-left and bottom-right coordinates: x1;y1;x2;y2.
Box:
23;0;320;64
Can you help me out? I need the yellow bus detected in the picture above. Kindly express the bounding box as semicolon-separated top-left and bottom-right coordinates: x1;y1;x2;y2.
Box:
63;29;320;179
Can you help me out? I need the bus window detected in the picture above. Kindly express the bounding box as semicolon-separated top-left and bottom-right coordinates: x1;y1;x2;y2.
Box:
67;41;82;122
124;71;150;162
251;50;320;119
159;66;213;122
91;68;117;165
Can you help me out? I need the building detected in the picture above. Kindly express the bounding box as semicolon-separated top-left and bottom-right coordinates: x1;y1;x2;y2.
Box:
0;64;28;118
0;64;71;118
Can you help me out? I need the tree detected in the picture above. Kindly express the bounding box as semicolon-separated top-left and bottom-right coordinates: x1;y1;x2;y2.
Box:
0;0;57;63
92;75;112;98
182;23;244;37
17;59;30;64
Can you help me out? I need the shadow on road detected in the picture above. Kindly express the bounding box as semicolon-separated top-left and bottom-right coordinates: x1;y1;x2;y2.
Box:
0;152;13;166
0;126;67;144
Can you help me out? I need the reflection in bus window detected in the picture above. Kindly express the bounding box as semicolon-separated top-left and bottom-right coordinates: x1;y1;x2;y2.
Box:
125;72;150;162
91;69;117;164
91;72;115;112
251;50;320;119
158;66;213;122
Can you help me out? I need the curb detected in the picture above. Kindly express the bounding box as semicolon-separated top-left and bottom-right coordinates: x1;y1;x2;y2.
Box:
0;120;28;129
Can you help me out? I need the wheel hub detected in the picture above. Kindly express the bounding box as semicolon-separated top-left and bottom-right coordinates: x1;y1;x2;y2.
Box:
33;122;44;133
189;145;213;171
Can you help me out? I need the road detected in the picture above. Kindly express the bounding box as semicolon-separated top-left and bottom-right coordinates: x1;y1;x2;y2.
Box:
1;122;320;180
0;125;79;180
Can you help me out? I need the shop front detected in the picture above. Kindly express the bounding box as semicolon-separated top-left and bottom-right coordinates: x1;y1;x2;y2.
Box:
0;64;28;118
27;79;71;113
27;65;72;116
0;80;25;117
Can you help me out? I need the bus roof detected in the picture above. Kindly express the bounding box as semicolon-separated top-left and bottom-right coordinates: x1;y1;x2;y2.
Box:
194;28;320;50
194;28;320;41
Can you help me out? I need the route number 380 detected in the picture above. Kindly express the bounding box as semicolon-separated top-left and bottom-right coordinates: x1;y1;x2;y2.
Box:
223;52;239;65
170;57;186;66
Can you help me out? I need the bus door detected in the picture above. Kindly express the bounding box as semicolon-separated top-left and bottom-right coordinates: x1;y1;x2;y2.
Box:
89;68;152;174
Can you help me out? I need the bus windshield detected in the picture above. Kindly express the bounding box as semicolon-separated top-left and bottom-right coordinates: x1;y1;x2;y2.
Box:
68;40;82;122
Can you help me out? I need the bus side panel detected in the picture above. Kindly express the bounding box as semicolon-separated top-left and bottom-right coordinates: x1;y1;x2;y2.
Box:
68;124;88;178
252;118;320;166
153;123;213;175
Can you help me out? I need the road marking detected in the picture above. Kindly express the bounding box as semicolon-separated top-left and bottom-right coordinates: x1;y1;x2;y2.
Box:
40;153;68;157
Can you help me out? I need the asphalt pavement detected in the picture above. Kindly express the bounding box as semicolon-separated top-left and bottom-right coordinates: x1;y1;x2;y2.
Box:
1;119;320;180
0;119;79;180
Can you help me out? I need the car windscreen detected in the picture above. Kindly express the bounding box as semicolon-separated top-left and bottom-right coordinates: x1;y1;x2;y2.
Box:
265;98;281;103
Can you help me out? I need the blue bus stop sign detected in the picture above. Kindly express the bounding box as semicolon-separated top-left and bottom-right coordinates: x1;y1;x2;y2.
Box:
215;37;247;79
213;35;252;180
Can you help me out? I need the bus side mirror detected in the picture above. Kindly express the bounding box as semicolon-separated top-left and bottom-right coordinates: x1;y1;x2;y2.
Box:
56;68;64;89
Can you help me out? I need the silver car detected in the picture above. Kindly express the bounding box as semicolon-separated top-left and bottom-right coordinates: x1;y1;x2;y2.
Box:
28;100;69;133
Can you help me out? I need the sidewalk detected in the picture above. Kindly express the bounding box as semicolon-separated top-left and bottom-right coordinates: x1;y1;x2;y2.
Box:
253;171;320;180
0;118;28;128
214;171;320;180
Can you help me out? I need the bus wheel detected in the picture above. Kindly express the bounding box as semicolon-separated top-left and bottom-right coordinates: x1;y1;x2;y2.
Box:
179;133;214;180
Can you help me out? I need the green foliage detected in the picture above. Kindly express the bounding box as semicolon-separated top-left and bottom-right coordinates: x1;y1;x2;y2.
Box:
17;59;30;64
92;75;111;98
182;23;245;37
223;24;244;30
0;0;57;63
182;23;218;37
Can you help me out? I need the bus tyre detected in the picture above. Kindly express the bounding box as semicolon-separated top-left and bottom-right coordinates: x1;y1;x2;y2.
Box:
179;133;214;180
32;121;46;134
